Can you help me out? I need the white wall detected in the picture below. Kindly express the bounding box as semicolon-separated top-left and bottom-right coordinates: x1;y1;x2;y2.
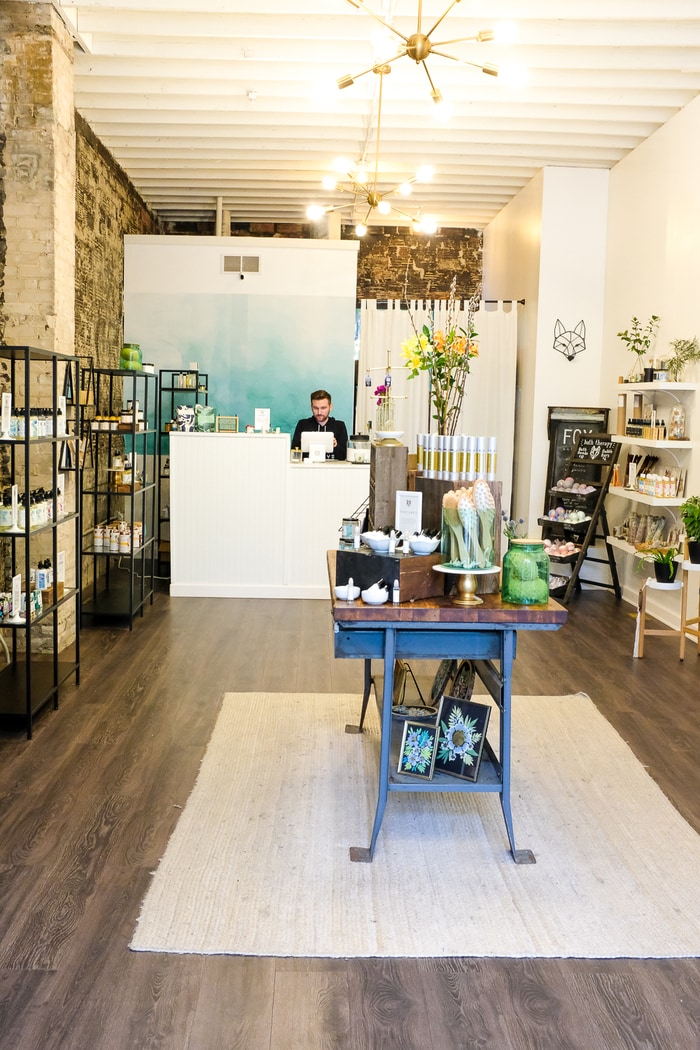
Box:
483;167;610;531
601;93;700;619
484;95;700;627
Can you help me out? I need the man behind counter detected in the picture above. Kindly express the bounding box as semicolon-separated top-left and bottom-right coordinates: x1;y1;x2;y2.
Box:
291;389;348;460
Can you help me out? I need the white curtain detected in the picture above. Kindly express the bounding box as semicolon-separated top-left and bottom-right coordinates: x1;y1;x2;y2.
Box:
357;298;519;515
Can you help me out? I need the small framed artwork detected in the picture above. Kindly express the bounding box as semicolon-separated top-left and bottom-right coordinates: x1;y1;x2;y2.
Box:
434;695;491;781
397;720;438;780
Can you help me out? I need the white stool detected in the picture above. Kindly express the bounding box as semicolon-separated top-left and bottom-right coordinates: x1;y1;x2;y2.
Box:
633;577;684;659
679;559;700;659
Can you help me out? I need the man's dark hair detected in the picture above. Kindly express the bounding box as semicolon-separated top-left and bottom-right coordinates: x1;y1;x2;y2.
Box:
310;389;332;403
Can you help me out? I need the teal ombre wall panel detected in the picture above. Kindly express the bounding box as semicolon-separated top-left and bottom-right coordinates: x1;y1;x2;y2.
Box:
124;237;359;435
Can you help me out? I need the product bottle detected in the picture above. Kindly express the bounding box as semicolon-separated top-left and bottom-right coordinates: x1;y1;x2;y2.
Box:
668;403;686;441
392;579;400;604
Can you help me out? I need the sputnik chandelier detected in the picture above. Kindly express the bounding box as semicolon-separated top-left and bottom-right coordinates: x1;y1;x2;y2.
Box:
307;65;438;236
338;0;505;106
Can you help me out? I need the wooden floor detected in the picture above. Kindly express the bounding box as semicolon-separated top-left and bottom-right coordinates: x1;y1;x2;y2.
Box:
0;587;699;1049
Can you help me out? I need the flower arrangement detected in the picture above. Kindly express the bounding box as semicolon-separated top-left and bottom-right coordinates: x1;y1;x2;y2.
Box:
373;384;387;405
502;511;526;540
401;275;480;435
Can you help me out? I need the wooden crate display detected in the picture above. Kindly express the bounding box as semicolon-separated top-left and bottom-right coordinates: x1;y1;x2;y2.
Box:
336;548;446;601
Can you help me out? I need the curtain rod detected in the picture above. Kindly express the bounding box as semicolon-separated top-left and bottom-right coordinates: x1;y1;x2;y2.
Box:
357;298;525;309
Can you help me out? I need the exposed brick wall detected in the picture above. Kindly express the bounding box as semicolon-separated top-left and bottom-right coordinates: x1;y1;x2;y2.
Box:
75;111;161;373
349;225;482;299
180;220;483;299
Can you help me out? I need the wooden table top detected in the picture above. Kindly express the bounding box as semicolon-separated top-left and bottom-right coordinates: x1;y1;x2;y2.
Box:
327;551;568;627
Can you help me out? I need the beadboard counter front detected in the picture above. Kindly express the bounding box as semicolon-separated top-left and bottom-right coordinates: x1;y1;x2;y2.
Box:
168;432;369;598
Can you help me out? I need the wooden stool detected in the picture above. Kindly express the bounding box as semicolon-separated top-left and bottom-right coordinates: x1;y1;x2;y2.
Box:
633;577;684;659
679;560;700;659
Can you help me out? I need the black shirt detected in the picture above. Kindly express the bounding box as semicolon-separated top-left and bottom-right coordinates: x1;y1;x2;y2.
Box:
291;416;348;460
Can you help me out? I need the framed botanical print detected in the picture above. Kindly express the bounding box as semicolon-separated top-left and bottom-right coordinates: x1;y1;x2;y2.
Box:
397;720;439;779
434;695;491;781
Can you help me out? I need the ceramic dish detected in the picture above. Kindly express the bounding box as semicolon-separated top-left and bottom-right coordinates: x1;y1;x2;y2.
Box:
361;586;389;605
361;532;391;553
375;431;404;441
334;582;361;601
391;704;438;722
409;534;440;555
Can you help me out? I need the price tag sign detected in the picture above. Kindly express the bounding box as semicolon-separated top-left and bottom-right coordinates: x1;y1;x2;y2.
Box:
254;408;270;431
395;490;422;536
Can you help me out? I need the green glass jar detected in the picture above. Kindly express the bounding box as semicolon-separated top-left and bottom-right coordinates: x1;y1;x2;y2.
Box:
501;539;550;605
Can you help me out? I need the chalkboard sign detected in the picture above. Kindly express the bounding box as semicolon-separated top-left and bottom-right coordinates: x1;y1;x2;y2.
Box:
572;435;618;465
546;407;610;489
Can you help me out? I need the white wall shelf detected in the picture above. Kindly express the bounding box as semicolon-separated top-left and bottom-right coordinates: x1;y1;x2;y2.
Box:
608;485;685;508
617;382;698;393
610;434;694;451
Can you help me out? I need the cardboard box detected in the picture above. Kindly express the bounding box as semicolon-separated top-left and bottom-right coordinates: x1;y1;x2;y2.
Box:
41;581;65;604
336;548;446;600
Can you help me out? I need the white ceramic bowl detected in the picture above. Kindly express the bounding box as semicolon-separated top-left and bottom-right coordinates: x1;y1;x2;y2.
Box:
361;585;389;605
375;431;404;442
409;534;440;555
334;582;361;601
361;531;391;553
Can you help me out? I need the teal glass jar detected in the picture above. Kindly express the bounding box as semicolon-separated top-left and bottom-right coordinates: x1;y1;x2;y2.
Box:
501;539;550;605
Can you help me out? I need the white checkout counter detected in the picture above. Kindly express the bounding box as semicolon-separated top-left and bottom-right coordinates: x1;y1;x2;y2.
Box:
168;432;370;598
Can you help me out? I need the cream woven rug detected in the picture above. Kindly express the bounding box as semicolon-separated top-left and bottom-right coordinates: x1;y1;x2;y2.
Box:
130;691;700;958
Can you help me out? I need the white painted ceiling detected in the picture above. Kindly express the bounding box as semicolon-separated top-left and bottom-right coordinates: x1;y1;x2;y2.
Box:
56;0;700;231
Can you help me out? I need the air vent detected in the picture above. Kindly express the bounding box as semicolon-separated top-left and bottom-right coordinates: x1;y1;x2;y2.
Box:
223;255;260;274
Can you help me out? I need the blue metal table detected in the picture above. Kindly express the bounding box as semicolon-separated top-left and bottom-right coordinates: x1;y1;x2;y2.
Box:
329;553;567;863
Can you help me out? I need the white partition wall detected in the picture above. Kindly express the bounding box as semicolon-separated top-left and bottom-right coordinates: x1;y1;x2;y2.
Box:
124;236;359;438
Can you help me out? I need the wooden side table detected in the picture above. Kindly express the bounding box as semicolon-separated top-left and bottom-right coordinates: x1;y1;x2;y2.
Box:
328;551;567;863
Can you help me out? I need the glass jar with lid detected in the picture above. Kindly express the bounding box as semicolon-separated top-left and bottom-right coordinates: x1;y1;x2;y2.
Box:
501;539;550;605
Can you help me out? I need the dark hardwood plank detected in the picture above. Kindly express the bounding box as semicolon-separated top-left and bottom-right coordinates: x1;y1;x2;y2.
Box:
0;588;698;1049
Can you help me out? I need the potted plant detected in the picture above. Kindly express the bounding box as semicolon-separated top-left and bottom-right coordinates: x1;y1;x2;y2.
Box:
680;495;700;562
667;337;700;382
617;315;660;380
636;545;680;584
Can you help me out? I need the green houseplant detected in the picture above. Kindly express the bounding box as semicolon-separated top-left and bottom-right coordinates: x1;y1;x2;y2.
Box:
617;315;660;380
636;545;680;584
667;337;700;381
680;495;700;562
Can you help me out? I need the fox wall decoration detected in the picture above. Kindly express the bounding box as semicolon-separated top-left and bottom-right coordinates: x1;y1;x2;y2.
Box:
553;319;586;361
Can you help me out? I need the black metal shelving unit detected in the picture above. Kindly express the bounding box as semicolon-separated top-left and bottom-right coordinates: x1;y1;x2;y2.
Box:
156;368;209;579
80;368;157;629
0;345;81;738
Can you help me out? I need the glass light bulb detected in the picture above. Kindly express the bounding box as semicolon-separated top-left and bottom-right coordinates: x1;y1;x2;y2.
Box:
415;165;434;183
355;222;367;237
398;182;413;196
377;199;391;215
321;175;337;191
354;164;368;185
499;62;529;89
432;99;452;123
306;204;326;221
421;215;438;234
493;20;518;45
332;156;352;174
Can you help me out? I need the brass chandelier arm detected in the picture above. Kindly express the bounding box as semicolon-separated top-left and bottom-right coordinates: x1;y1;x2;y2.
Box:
425;0;463;40
337;51;406;90
344;0;410;44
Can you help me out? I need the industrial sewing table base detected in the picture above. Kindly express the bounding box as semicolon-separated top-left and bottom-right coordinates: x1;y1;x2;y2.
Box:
328;552;567;864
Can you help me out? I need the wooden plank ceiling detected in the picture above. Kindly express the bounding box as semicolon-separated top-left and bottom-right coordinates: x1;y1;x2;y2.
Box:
57;0;700;231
